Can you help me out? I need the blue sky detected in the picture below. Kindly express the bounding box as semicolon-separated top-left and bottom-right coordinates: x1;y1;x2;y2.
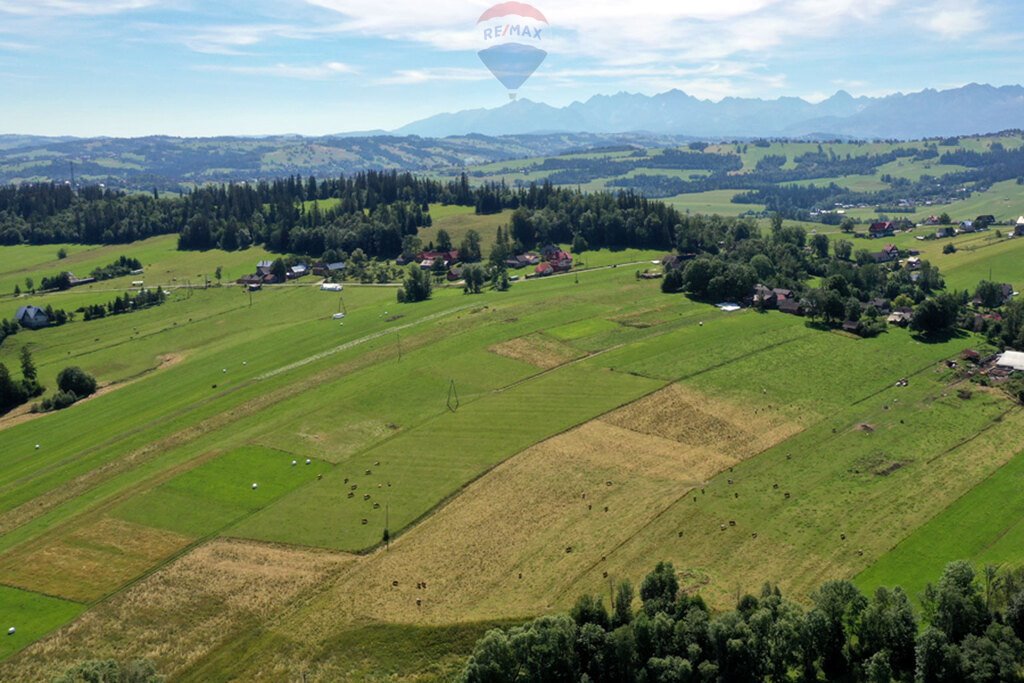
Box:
0;0;1020;136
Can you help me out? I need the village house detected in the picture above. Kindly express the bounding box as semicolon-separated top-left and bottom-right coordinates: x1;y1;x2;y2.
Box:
869;221;895;238
958;220;976;234
887;309;913;327
505;253;541;269
256;260;275;276
936;226;955;239
752;284;777;308
417;250;459;269
288;264;309;280
313;262;346;277
1016;216;1024;237
777;298;805;316
534;262;555;277
870;244;900;264
538;245;573;273
15;305;49;329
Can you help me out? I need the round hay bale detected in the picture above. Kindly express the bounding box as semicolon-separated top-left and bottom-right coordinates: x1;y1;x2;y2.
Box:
728;479;733;485
773;484;779;489
734;492;739;498
678;531;683;538
251;483;258;490
363;494;371;501
606;480;613;487
784;492;791;499
292;460;297;467
752;533;758;539
603;571;608;578
840;533;846;541
416;598;422;606
720;524;726;531
729;520;736;527
603;506;609;513
7;627;14;635
587;504;592;510
365;469;372;476
344;478;349;484
392;580;399;587
373;502;381;509
306;458;312;465
35;444;39;450
565;546;573;554
348;492;354;499
374;461;380;466
361;518;368;525
518;573;523;580
317;474;323;480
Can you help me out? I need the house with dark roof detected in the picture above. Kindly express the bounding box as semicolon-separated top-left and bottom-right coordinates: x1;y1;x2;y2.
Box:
936;226;955;239
869;221;895;238
870;244;900;264
256;260;275;276
777;298;805;316
752;284;777;308
15;306;49;329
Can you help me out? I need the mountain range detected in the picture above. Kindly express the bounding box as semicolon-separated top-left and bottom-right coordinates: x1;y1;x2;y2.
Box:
394;84;1024;139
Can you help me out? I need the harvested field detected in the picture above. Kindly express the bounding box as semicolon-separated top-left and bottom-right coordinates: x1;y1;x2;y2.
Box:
0;517;191;602
0;539;353;683
489;333;585;370
268;385;792;652
602;383;802;457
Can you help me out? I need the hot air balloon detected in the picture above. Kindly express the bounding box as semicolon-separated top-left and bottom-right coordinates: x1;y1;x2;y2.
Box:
477;2;548;99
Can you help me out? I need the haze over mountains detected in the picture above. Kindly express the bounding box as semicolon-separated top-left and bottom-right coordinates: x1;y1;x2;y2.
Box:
1;84;1022;188
395;84;1024;139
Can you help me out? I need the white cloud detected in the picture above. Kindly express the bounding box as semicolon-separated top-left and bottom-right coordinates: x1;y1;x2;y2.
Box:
0;0;157;15
914;0;988;39
377;67;489;85
194;61;356;79
300;0;901;65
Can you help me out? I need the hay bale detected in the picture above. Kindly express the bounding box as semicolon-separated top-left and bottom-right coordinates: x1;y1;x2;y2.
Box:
720;524;726;531
784;492;791;499
291;460;297;467
317;474;323;480
251;483;258;490
375;461;380;466
7;627;14;635
565;546;573;554
603;506;609;512
306;458;312;465
365;469;372;476
363;494;371;501
678;531;683;538
729;520;736;527
347;492;354;499
361;518;368;525
392;580;399;587
752;533;758;539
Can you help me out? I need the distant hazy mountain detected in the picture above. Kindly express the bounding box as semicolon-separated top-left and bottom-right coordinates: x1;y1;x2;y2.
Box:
394;84;1024;139
0;132;690;188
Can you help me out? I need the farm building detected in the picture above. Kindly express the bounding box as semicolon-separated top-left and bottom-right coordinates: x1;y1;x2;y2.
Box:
505;253;541;269
936;226;955;239
15;305;49;329
777;298;805;316
288;264;309;279
313;262;346;277
1016;217;1024;236
869;221;895;238
447;267;464;282
752;284;777;308
887;310;912;327
870;244;900;264
996;351;1024;372
256;260;275;276
417;250;459;267
534;262;555;277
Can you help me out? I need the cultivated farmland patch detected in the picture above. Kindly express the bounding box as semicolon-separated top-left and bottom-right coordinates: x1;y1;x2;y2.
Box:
0;539;351;682
488;333;585;370
0;517;191;602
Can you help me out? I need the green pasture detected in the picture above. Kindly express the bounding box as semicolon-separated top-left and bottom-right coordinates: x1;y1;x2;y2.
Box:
0;587;84;662
115;447;332;537
857;445;1024;603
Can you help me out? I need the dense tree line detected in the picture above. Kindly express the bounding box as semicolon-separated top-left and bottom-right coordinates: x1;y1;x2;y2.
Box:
89;256;143;281
0;347;43;414
80;288;166;321
461;560;1024;683
36;366;98;412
